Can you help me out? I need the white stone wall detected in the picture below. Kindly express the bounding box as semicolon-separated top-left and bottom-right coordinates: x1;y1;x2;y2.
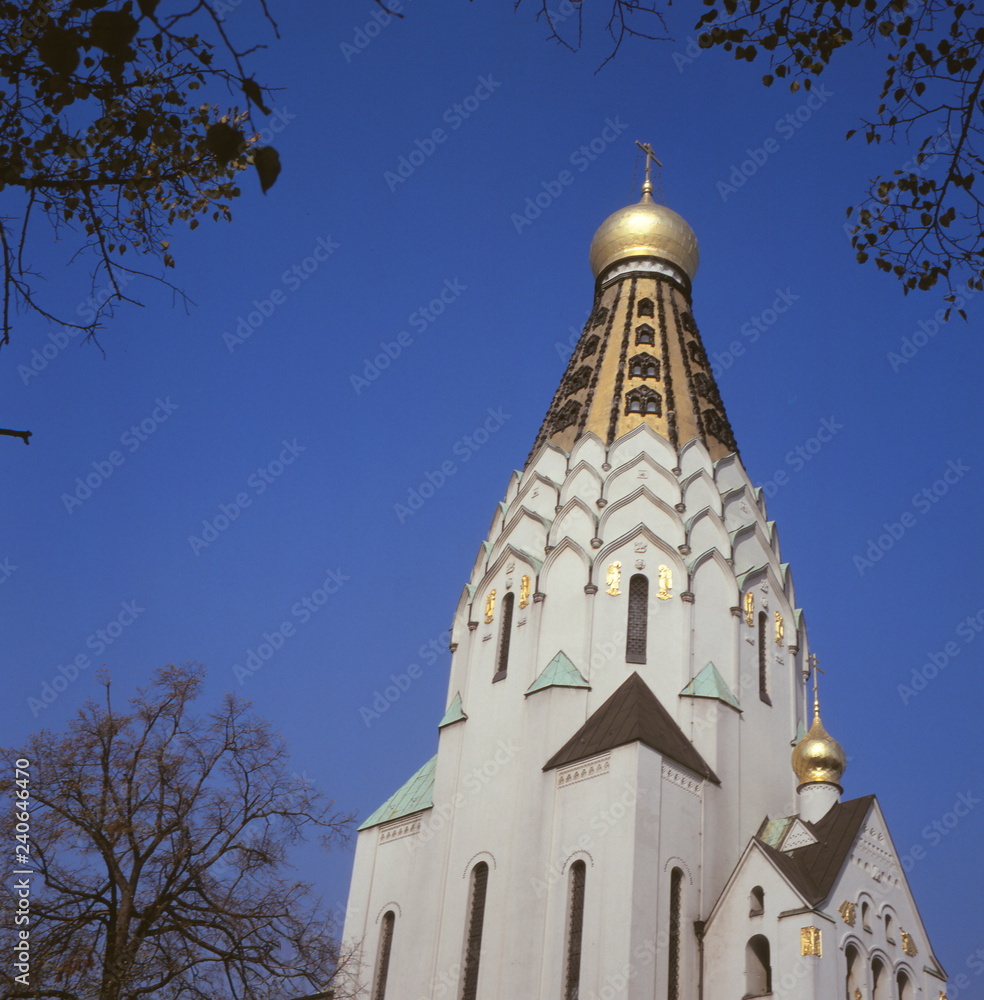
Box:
343;421;813;998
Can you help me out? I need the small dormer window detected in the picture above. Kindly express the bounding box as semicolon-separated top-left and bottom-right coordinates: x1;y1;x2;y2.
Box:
629;352;660;380
635;323;655;346
625;386;661;417
581;334;600;359
637;297;654;317
592;306;609;329
565;365;592;396
553;400;580;434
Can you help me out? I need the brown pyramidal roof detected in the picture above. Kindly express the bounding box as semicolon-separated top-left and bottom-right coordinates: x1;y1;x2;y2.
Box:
543;672;719;783
758;794;876;905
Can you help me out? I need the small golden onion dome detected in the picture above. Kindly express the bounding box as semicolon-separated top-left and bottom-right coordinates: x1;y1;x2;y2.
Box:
588;180;700;281
791;712;847;787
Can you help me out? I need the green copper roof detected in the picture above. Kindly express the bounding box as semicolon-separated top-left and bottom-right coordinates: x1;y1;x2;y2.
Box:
438;692;467;728
679;662;741;711
525;651;590;696
759;815;793;848
358;755;436;831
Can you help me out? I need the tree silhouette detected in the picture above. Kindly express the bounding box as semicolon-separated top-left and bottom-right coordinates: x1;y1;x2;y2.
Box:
1;664;355;1000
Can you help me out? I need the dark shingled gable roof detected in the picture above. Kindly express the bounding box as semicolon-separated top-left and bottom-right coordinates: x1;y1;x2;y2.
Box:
759;794;876;905
543;672;719;783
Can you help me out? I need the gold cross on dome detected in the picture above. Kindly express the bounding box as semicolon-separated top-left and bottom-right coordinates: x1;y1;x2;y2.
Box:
635;141;663;186
808;653;825;717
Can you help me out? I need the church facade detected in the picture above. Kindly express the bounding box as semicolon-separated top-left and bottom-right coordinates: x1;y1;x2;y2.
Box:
341;169;948;1000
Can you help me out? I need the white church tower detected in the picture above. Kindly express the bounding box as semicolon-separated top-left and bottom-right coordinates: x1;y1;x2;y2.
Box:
341;158;948;1000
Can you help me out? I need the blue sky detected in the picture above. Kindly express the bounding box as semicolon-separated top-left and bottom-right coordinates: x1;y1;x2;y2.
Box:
3;0;982;989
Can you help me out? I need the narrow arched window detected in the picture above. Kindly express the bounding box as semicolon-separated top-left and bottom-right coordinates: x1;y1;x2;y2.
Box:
749;886;764;916
667;868;683;1000
861;901;872;932
373;911;395;1000
493;591;514;682
461;862;489;1000
564;861;586;1000
845;944;861;1000
885;912;895;943
745;935;771;997
626;574;648;664
758;611;771;705
896;970;913;1000
871;957;888;1000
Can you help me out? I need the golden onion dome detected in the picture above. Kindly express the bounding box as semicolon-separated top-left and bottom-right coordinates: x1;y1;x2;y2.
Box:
791;712;847;787
589;180;700;281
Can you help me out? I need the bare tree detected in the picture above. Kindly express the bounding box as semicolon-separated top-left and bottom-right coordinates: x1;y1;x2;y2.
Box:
0;0;281;351
1;664;355;1000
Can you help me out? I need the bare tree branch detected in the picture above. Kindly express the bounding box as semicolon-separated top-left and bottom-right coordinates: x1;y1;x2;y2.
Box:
1;663;356;1000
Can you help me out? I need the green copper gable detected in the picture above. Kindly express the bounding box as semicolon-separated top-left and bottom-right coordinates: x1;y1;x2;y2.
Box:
679;662;741;711
438;692;467;728
525;651;590;696
358;755;436;831
759;815;792;848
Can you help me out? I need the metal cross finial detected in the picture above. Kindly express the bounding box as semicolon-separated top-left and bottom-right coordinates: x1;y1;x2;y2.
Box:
808;653;825;717
635;140;663;180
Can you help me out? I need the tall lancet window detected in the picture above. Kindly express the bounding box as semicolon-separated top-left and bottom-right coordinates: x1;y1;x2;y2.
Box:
757;611;771;705
626;574;648;664
845;944;862;1000
373;911;395;1000
493;591;514;682
667;868;683;1000
461;862;489;1000
744;935;771;997
564;861;586;1000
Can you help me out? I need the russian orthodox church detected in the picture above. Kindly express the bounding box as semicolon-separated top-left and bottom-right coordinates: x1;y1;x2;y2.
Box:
341;159;948;1000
